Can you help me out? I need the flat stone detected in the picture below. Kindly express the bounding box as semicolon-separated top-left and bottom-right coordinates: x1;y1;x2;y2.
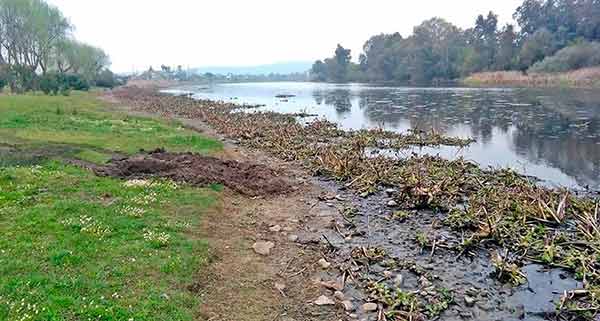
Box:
318;258;331;269
269;225;282;232
362;302;378;312
341;300;354;311
320;280;343;291
387;200;398;207
287;234;299;242
333;291;345;301
252;241;274;255
464;295;476;307
385;188;396;195
314;295;335;306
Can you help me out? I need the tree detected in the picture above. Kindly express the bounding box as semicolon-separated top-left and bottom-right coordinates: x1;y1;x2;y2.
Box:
518;28;556;69
331;44;351;82
495;24;518;70
0;0;70;91
310;60;327;81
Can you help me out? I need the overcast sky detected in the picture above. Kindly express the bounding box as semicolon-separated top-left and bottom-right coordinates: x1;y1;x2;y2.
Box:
47;0;524;73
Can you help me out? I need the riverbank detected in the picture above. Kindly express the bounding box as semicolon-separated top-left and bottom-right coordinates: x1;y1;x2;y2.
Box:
110;85;600;320
463;67;600;88
0;92;339;321
3;87;599;320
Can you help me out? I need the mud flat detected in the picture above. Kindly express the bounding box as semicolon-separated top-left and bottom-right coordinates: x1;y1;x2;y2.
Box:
108;86;600;321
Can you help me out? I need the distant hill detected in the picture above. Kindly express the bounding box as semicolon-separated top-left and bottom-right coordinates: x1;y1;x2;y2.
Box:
192;61;312;75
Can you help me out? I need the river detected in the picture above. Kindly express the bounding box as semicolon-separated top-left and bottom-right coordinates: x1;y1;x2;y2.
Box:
165;82;600;191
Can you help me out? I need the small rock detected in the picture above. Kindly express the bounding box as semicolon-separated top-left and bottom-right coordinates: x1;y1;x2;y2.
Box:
385;188;396;195
362;302;378;312
160;293;170;300
360;192;369;198
318;258;331;269
269;225;282;232
393;274;404;287
387;200;398;207
333;291;345;301
252;241;274;255
335;195;345;201
383;271;393;278
275;282;286;292
287;234;299;242
283;226;294;232
320;280;343;291
314;295;335;306
464;295;475;307
341;300;354;311
349;314;358;319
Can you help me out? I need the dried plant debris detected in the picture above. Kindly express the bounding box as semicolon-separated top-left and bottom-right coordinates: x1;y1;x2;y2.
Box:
112;87;600;320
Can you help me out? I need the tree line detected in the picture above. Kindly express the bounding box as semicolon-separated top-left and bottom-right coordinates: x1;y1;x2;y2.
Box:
311;0;600;84
0;0;116;94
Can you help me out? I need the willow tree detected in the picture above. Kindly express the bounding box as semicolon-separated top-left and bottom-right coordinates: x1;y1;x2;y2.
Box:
0;0;70;91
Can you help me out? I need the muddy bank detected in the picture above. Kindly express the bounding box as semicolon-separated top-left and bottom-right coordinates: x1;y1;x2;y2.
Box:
312;178;584;321
107;86;599;320
87;149;292;196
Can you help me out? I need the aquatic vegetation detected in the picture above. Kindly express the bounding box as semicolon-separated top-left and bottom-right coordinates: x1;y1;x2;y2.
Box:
114;87;600;319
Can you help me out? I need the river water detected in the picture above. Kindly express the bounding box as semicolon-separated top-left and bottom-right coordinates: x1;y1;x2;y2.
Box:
166;82;600;190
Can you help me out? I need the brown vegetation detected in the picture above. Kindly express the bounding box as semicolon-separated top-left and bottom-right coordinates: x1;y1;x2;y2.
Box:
109;86;600;319
464;67;600;88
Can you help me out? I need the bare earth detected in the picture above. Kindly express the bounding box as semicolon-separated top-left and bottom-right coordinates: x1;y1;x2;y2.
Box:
103;91;344;321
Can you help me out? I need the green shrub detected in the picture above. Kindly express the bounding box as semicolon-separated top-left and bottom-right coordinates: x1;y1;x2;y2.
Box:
39;73;61;95
529;41;600;73
95;69;118;88
64;74;90;91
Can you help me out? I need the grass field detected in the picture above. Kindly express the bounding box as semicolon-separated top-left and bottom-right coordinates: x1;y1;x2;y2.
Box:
0;92;223;321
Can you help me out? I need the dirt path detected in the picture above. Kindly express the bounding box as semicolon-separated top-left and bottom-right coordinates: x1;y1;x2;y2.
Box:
102;92;346;321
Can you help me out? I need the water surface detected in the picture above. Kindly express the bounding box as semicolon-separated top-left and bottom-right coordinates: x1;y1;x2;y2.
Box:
166;82;600;190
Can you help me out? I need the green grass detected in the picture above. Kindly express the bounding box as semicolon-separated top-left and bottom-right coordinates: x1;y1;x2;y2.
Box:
0;92;222;164
0;92;224;320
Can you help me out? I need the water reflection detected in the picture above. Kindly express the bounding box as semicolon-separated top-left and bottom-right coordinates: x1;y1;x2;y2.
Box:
167;82;600;190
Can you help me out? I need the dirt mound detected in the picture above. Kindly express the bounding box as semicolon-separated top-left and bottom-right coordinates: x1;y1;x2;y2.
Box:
93;149;292;196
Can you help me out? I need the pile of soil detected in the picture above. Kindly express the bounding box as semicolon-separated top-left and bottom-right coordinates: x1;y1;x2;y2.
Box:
93;149;292;196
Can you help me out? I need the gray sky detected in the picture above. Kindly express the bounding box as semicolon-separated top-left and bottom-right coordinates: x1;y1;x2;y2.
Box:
47;0;524;73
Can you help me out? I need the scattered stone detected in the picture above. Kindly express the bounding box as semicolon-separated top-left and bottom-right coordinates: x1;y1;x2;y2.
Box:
385;188;396;195
269;225;282;232
341;300;354;311
464;295;475;307
314;295;335;306
283;226;294;232
383;271;393;278
287;234;299;242
252;241;274;255
335;195;345;201
320;280;343;291
387;200;398;207
360;192;369;198
318;258;331;269
275;282;286;292
334;291;345;301
393;274;404;287
362;302;378;312
349;314;358;319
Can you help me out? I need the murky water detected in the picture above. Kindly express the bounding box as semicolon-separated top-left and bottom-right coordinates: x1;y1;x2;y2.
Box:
166;82;600;190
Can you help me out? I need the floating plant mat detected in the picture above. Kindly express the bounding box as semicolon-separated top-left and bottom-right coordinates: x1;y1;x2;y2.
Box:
111;87;600;320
